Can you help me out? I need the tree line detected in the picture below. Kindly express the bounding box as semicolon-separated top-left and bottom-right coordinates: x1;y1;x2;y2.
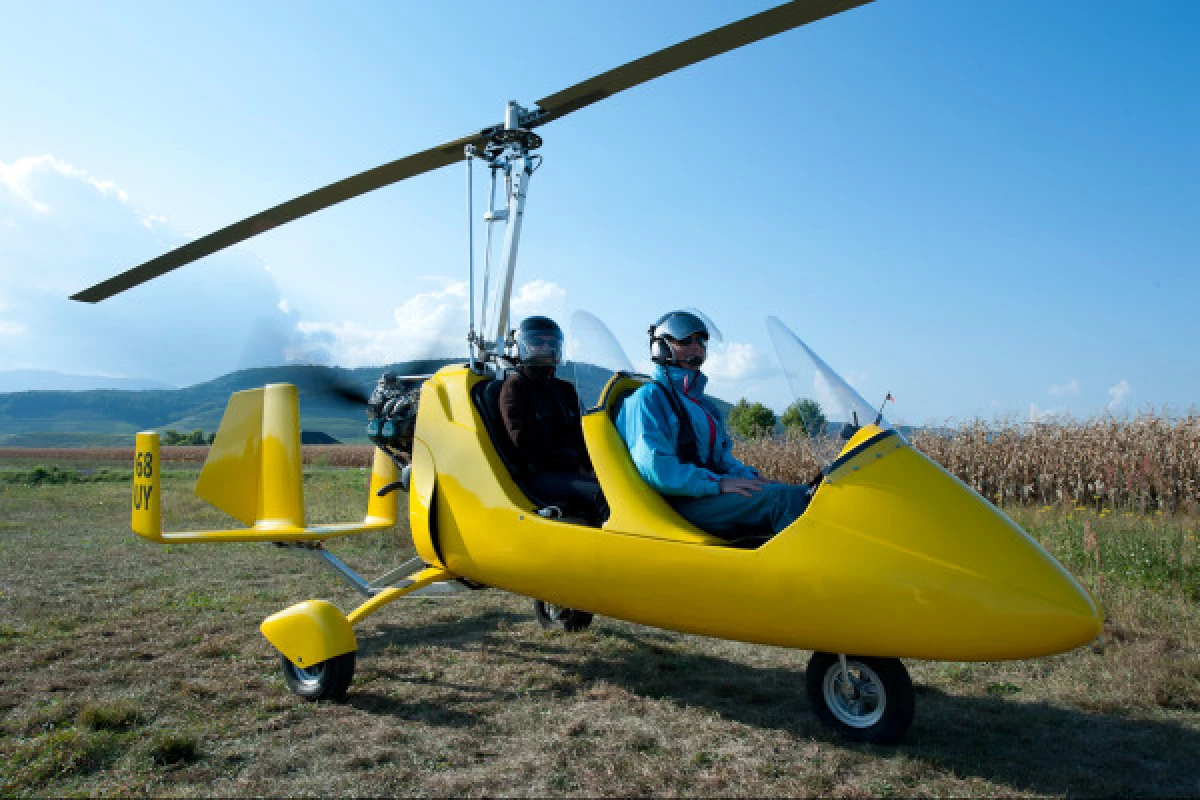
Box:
727;398;826;439
161;429;215;446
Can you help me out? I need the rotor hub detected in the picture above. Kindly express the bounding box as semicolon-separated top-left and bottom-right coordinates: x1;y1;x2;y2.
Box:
486;128;542;156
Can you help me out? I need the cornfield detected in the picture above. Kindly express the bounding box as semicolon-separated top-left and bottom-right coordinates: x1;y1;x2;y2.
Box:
735;413;1200;514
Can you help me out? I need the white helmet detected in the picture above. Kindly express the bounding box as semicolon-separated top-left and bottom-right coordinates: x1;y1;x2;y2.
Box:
648;310;710;368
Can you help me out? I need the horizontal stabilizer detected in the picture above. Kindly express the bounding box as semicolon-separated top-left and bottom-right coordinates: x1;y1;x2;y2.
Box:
130;383;398;544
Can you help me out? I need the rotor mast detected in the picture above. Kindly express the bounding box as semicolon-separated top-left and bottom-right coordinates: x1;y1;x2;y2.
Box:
468;101;543;367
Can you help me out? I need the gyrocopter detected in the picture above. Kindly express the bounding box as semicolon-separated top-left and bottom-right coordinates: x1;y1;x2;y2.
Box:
73;0;1102;745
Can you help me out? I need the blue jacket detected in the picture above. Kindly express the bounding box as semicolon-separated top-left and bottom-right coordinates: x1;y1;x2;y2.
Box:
616;363;760;497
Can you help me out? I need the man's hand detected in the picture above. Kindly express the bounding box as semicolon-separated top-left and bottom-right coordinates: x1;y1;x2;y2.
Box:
718;477;766;497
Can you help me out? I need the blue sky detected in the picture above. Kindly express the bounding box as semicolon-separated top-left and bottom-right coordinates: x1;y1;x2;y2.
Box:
1;0;1196;424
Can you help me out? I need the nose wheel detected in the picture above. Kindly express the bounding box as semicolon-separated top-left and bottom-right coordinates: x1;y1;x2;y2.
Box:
280;652;356;701
806;652;914;745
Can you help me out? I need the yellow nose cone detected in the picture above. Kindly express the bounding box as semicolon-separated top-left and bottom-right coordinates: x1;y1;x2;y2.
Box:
791;440;1102;661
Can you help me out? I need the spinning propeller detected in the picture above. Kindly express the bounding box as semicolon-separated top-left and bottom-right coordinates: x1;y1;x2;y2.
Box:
71;0;872;304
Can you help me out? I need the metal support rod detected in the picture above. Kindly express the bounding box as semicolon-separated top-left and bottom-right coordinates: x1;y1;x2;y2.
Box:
480;164;500;341
466;149;476;370
302;547;374;597
491;154;532;344
289;547;462;598
367;557;426;591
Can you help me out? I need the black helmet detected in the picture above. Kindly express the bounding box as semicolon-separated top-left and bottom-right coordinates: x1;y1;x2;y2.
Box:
515;316;564;367
649;310;710;367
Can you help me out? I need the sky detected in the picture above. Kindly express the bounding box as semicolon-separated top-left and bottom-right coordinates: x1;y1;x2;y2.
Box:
1;0;1196;424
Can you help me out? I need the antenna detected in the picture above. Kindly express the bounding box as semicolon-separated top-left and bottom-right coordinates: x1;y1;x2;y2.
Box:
874;392;893;426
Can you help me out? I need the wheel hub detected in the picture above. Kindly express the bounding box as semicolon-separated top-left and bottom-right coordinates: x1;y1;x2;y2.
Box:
292;662;326;689
824;660;886;728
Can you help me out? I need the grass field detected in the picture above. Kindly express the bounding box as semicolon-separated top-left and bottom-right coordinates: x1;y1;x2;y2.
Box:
1;456;1198;797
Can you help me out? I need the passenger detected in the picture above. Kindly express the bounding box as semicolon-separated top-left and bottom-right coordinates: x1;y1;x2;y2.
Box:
498;316;605;522
617;310;811;540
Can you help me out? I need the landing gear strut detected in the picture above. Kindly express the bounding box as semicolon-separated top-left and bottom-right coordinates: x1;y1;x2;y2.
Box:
532;599;593;632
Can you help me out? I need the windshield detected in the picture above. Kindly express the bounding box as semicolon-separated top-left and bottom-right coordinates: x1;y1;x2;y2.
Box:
766;316;894;468
567;310;636;410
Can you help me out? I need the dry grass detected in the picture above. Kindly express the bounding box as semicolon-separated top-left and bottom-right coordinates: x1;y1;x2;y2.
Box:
2;456;1198;797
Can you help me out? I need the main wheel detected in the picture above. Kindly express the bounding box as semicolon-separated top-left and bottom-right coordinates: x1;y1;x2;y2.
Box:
532;599;593;632
805;652;914;745
280;652;355;701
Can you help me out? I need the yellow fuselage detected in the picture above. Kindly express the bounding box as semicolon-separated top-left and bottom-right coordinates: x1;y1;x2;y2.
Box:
408;366;1102;662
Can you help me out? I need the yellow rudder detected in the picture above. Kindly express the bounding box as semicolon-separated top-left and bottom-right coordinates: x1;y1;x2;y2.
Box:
255;383;306;530
132;431;163;542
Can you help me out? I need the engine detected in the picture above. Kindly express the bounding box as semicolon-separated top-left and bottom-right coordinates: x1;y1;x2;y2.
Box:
365;373;419;451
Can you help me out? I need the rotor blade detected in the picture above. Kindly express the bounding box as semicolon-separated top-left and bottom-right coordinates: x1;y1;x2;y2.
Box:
71;129;494;303
533;0;873;126
303;367;433;410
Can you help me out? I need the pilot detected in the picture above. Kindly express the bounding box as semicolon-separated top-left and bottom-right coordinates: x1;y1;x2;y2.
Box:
616;310;811;540
498;316;604;522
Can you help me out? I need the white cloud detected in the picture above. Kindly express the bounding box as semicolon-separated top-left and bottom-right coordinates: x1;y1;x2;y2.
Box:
1029;402;1056;422
0;154;293;385
1107;379;1131;411
704;341;766;381
0;154;129;214
289;281;471;366
1;165;582;388
510;279;566;315
1049;378;1080;397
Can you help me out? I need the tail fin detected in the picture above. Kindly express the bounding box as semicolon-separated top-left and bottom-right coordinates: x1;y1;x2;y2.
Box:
195;383;305;529
132;431;162;542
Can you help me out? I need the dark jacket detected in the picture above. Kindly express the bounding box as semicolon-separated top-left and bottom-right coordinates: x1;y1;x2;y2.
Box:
496;367;590;472
497;368;592;474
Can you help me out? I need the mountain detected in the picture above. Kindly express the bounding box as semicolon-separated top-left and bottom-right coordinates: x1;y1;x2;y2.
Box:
0;370;176;392
0;361;733;447
0;361;454;446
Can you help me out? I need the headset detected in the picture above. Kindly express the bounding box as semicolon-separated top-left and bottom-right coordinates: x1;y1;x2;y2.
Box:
648;310;709;368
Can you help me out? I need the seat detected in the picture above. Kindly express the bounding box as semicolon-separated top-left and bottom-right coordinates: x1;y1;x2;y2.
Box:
581;373;728;546
586;373;775;549
471;373;600;524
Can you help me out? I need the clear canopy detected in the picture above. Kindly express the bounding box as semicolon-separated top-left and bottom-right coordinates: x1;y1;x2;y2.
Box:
566;310;636;411
766;316;893;468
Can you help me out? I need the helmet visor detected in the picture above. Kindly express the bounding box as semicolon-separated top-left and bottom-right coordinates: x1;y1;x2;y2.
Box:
518;331;564;366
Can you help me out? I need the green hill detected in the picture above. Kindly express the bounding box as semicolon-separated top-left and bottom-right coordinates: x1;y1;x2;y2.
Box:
0;362;737;448
0;361;453;447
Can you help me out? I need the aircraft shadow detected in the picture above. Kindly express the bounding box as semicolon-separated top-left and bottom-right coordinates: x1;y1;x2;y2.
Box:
355;614;1199;796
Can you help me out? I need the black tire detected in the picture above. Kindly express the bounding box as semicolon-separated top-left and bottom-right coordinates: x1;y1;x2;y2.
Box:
280;652;356;701
532;599;593;632
805;652;914;745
